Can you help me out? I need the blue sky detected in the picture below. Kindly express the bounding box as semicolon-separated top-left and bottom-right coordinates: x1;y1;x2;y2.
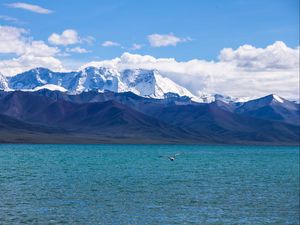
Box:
0;0;299;61
0;0;299;99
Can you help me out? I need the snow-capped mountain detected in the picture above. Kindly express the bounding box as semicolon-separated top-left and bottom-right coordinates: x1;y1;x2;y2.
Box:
120;69;196;99
4;67;201;101
1;67;292;105
235;94;299;125
236;94;296;111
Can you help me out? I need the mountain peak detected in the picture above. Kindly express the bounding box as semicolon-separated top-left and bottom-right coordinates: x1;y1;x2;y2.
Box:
30;67;52;74
261;94;286;104
2;67;292;104
81;66;118;74
6;67;199;100
270;94;284;103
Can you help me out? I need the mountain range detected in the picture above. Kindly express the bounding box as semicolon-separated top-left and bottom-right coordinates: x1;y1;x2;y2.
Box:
0;67;251;103
0;67;299;144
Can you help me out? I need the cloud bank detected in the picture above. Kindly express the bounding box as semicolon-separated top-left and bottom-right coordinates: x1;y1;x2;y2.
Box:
82;42;299;100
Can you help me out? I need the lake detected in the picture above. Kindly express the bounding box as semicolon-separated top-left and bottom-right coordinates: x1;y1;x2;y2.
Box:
0;144;299;224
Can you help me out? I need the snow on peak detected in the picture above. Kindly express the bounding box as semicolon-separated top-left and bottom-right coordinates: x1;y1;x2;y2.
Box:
120;69;156;96
152;70;197;99
119;68;201;101
4;67;200;100
3;67;283;104
213;94;252;103
33;84;67;92
0;72;9;90
272;94;284;103
74;66;120;93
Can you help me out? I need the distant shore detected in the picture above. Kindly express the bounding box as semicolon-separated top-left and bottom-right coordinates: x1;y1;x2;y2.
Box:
1;132;299;146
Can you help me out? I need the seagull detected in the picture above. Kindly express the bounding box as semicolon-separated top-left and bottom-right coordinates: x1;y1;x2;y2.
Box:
160;153;182;161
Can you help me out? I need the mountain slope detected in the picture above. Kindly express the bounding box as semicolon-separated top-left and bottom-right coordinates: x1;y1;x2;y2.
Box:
0;91;195;142
235;94;300;125
0;90;298;145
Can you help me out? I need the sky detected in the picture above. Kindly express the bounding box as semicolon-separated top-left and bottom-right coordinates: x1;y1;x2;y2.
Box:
0;0;299;99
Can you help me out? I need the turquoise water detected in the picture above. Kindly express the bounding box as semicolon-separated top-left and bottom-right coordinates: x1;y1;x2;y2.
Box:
0;145;299;225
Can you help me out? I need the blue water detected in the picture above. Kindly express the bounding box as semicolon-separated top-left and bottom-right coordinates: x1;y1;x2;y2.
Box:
0;145;299;224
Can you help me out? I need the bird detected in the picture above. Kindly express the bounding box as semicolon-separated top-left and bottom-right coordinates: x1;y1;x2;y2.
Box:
160;153;182;161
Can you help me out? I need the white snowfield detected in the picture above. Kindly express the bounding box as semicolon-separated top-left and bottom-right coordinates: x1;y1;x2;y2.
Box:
1;67;203;101
0;72;8;90
273;94;284;103
33;84;68;92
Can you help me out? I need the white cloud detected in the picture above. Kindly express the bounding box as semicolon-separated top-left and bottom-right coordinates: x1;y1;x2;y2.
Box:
0;55;63;77
0;25;64;76
0;26;59;56
66;47;90;54
148;33;191;47
1;29;298;101
0;25;26;54
6;2;53;14
131;43;142;50
48;30;93;46
48;29;80;46
102;41;121;47
219;41;299;71
81;42;299;100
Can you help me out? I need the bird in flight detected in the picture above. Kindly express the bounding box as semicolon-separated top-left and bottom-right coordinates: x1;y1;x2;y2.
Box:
160;153;182;161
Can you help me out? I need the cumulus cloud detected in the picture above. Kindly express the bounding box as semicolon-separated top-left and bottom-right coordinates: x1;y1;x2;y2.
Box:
0;26;59;56
6;2;53;14
102;41;121;47
81;42;299;100
219;41;299;71
0;25;63;76
0;55;63;77
66;46;90;53
48;29;80;46
0;25;26;54
148;33;191;47
48;29;94;46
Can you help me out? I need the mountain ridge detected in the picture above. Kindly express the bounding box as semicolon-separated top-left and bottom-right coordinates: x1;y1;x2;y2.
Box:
0;90;298;144
0;66;283;103
2;67;201;101
1;67;298;144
